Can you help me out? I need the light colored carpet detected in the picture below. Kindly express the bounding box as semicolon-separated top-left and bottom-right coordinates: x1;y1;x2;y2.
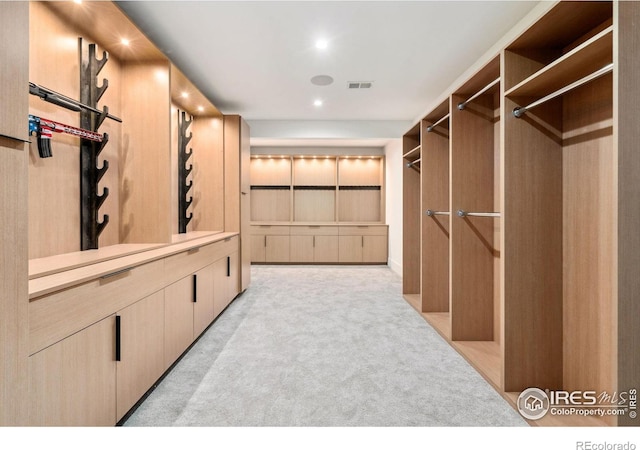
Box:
124;265;527;427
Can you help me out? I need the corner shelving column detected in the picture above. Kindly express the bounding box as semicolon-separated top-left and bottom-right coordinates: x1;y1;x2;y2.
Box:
402;123;421;308
249;156;292;222
420;100;450;333
502;2;614;421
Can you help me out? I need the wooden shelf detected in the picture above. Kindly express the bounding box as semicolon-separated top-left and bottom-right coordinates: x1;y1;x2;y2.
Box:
403;293;421;312
402;144;421;161
423;312;451;340
452;341;501;390
505;26;613;98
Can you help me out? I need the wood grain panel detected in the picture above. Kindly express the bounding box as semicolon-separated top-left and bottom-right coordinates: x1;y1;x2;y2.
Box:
190;116;224;232
0;2;29;141
338;157;382;185
116;290;165;421
502;95;563;392
294;190;335;222
314;236;339;263
421;118;450;313
338;190;381;222
250;157;291;185
163;236;238;286
363;235;387;263
293;157;336;185
338;235;362;263
563;76;614;397
239;119;251;290
616;2;640;426
193;264;215;338
120;61;172;244
339;225;387;236
250;234;266;263
266;236;290;262
0;2;29;427
290;235;314;263
213;256;228;317
164;276;193;368
29;316;116;426
223;115;241;232
402;129;421;294
251;189;291;222
450;93;497;341
251;225;290;236
289;225;338;236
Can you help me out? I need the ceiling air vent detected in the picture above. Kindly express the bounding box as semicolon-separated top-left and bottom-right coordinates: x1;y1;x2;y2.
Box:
348;81;373;89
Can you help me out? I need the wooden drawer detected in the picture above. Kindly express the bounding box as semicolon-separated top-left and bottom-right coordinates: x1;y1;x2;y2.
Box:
339;225;388;236
289;225;338;236
163;235;238;285
251;225;290;236
29;258;166;355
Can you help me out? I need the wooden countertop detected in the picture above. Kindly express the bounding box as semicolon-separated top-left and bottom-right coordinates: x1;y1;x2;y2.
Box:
29;231;238;300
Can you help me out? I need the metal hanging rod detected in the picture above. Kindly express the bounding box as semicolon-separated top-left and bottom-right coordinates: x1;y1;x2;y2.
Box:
406;158;421;168
426;114;450;132
457;78;500;110
512;63;613;118
426;210;450;216
457;210;501;218
29;82;123;123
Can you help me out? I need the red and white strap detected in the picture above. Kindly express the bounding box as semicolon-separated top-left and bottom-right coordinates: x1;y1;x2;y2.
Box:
39;118;103;143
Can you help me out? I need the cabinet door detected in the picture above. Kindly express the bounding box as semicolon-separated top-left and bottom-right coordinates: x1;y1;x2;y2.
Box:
251;234;266;262
225;252;240;308
193;264;215;338
363;235;388;263
339;235;363;263
213;257;228;318
290;235;314;262
314;235;339;262
266;235;290;262
29;316;116;426
164;276;194;367
116;290;165;421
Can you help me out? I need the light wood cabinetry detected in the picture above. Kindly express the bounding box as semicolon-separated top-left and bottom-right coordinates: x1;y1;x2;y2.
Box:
29;316;117;426
193;264;215;339
402;1;639;427
0;2;29;426
224;115;251;292
250;153;387;265
116;290;165;421
164;274;196;368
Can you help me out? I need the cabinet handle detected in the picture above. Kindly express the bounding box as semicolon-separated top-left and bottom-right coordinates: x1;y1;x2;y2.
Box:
361;236;364;247
313;236;315;247
241;191;247;195
115;316;121;362
227;256;231;277
264;236;267;247
224;237;232;242
101;267;131;280
193;274;197;303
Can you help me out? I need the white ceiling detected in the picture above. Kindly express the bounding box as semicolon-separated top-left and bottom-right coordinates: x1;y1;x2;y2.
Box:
116;1;540;146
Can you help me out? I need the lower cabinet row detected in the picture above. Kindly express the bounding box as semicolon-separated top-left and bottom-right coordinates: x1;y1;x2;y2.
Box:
28;252;239;426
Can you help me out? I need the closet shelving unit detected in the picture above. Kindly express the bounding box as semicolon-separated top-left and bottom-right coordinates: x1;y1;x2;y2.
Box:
420;99;451;338
402;123;421;308
337;156;383;223
402;0;639;427
293;156;337;222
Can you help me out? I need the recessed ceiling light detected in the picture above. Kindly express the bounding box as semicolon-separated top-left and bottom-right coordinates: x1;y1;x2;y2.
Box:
314;99;323;107
181;92;189;98
197;106;204;112
311;75;334;86
120;38;130;46
315;39;328;50
74;0;82;4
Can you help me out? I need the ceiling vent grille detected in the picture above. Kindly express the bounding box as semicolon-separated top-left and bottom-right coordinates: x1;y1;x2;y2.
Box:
348;81;373;89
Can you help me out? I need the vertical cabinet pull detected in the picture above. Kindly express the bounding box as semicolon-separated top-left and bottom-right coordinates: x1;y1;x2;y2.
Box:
313;236;315;247
115;315;121;362
361;236;364;247
227;256;231;277
264;236;267;247
193;273;197;303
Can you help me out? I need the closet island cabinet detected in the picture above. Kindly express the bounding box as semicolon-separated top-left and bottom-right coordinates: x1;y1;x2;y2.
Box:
0;0;249;426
